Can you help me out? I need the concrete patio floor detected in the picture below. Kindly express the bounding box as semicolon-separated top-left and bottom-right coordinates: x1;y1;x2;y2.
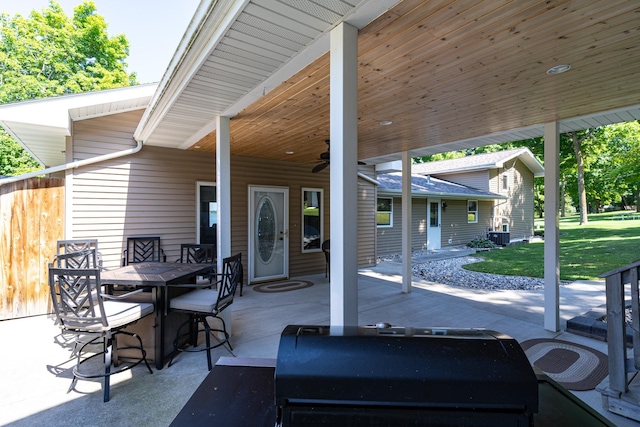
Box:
1;257;638;426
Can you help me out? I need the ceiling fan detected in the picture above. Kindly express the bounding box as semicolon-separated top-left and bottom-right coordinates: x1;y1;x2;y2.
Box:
311;140;365;173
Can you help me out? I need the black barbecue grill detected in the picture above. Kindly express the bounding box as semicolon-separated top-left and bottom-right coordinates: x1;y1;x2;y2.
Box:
275;325;539;426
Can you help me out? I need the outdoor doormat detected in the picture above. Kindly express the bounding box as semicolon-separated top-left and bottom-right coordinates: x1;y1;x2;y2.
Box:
252;280;314;293
520;338;608;391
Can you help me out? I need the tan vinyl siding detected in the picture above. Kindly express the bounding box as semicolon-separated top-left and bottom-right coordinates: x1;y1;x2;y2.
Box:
230;157;376;278
499;161;535;241
71;113;375;275
71;110;216;269
490;160;535;241
434;170;490;191
230;156;329;279
440;200;492;247
357;170;377;267
376;197;429;255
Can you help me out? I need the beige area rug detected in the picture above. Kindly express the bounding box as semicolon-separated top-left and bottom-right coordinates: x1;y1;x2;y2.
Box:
520;338;608;391
251;280;314;293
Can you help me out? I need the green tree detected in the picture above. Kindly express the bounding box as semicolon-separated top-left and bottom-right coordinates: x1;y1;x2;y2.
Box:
0;0;136;176
603;121;640;211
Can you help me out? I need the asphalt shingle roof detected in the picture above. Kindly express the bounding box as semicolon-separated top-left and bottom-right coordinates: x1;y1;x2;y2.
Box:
412;147;542;176
377;172;505;199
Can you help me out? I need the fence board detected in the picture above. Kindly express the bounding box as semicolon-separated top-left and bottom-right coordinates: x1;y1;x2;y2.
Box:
0;178;64;319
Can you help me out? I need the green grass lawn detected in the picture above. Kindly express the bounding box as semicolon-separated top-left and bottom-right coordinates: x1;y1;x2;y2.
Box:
464;212;640;281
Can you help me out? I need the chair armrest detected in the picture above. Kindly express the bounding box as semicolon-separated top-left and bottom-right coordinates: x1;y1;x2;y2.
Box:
101;288;145;300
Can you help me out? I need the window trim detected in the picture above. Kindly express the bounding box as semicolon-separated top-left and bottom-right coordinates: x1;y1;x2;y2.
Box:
377;197;393;228
467;200;478;224
302;188;323;253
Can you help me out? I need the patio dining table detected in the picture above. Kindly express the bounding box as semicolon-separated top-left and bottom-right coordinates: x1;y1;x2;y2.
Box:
101;262;214;369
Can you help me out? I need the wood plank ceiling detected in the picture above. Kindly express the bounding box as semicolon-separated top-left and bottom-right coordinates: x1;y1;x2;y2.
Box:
165;0;640;166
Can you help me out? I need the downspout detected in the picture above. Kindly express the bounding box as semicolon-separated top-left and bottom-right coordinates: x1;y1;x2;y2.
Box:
0;138;144;186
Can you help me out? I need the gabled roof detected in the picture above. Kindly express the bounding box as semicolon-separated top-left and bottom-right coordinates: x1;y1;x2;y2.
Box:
412;148;544;178
377;172;506;200
0;84;156;167
2;1;640;172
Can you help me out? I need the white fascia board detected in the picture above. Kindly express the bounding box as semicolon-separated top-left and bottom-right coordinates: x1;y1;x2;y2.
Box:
378;189;507;200
135;0;250;143
0;84;157;130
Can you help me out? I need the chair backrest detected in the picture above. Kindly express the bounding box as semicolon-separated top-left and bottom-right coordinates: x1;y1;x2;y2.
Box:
52;249;99;269
55;239;101;268
179;243;216;264
124;237;164;265
48;267;107;331
321;239;330;261
57;239;98;255
215;253;242;312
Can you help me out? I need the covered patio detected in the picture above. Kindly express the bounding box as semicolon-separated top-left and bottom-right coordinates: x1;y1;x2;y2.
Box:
0;259;634;426
1;0;640;424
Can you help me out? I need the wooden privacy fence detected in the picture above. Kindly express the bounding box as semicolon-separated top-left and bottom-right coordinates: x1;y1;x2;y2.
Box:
0;178;64;320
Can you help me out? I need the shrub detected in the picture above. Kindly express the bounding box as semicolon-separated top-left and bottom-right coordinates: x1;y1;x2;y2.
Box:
466;237;497;249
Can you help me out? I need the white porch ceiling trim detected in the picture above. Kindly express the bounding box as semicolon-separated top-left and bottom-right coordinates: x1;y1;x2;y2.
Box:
136;0;390;149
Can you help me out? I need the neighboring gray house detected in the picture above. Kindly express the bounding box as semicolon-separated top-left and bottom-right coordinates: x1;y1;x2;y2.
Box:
376;148;544;255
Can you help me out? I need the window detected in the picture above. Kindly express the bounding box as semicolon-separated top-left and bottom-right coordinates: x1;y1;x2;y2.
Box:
197;182;217;244
502;174;509;191
302;188;323;252
377;197;393;227
467;200;478;223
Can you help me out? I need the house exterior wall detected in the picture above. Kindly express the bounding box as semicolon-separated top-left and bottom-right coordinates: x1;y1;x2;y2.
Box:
440;200;493;247
71;110;217;269
376;196;494;255
434;170;490;191
70;113;375;275
490;160;535;241
376;197;430;255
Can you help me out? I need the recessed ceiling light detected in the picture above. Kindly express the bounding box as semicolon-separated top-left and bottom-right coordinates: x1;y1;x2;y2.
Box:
546;64;571;75
285;151;294;155
194;145;201;149
380;120;393;126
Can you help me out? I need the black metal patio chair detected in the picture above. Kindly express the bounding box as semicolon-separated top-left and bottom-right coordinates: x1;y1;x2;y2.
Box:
322;239;330;278
123;236;166;266
168;253;242;370
48;266;153;402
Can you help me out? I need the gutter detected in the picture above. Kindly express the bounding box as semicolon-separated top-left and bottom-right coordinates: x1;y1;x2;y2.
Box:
357;172;379;185
0;138;143;186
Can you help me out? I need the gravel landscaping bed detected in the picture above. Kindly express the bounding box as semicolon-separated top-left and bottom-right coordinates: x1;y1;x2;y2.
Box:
378;250;548;291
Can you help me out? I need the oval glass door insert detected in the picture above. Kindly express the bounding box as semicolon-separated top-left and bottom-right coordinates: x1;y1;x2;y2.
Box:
257;196;277;263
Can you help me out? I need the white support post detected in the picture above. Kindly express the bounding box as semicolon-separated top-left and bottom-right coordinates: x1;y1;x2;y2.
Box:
544;121;560;332
216;115;232;334
329;22;359;328
401;151;412;293
216;116;232;265
64;135;73;239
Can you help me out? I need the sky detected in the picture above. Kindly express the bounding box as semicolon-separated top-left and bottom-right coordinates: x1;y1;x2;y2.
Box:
0;0;200;84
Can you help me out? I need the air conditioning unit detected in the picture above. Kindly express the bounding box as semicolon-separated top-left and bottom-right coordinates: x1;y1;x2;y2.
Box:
488;231;510;246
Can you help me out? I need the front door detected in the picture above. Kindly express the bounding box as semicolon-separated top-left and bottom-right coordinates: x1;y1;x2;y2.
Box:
249;186;289;283
427;198;441;250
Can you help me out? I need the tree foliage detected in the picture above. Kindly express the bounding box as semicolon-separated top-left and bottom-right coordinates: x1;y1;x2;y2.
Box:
414;121;640;219
0;0;136;176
